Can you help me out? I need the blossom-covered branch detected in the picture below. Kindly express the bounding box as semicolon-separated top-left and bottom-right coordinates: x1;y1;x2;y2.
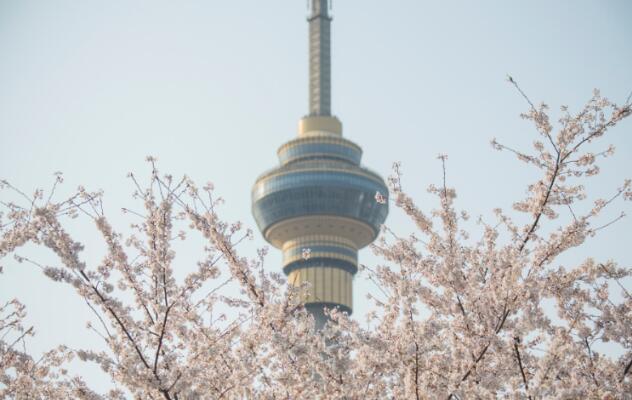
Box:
0;86;630;398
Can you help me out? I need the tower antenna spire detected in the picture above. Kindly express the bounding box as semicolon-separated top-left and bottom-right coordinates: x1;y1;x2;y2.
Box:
308;0;332;116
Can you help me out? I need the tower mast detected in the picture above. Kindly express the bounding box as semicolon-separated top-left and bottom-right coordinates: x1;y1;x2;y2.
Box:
308;0;332;116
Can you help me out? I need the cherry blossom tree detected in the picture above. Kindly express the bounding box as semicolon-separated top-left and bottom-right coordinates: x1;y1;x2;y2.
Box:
1;85;631;399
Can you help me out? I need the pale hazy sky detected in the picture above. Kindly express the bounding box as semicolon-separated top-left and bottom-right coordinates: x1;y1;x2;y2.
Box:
1;0;631;393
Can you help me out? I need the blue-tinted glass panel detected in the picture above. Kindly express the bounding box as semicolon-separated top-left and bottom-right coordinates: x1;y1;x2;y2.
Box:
252;185;388;235
252;170;385;201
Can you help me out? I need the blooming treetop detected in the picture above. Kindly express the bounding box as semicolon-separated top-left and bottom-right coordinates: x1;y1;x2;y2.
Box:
1;86;631;399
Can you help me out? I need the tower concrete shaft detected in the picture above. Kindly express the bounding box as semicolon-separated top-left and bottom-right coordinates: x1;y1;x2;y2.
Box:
309;0;332;116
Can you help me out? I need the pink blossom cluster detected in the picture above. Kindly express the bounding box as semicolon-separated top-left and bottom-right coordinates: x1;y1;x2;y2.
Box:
0;89;631;398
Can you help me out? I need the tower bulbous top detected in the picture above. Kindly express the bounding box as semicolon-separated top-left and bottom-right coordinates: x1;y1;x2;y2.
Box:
252;127;388;250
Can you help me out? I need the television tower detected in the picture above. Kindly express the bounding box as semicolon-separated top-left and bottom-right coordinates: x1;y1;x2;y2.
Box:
251;0;388;326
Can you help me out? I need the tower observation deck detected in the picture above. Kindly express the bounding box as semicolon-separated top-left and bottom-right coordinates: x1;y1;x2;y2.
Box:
251;0;388;324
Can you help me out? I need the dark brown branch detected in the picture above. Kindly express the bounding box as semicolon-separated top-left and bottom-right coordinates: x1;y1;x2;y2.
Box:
513;337;532;399
507;77;558;153
518;154;560;253
414;341;421;400
584;338;599;387
622;356;632;383
454;303;510;393
78;269;151;371
153;303;173;373
159;388;173;400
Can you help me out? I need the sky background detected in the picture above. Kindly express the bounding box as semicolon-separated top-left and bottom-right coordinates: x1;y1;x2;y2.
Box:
1;0;631;394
